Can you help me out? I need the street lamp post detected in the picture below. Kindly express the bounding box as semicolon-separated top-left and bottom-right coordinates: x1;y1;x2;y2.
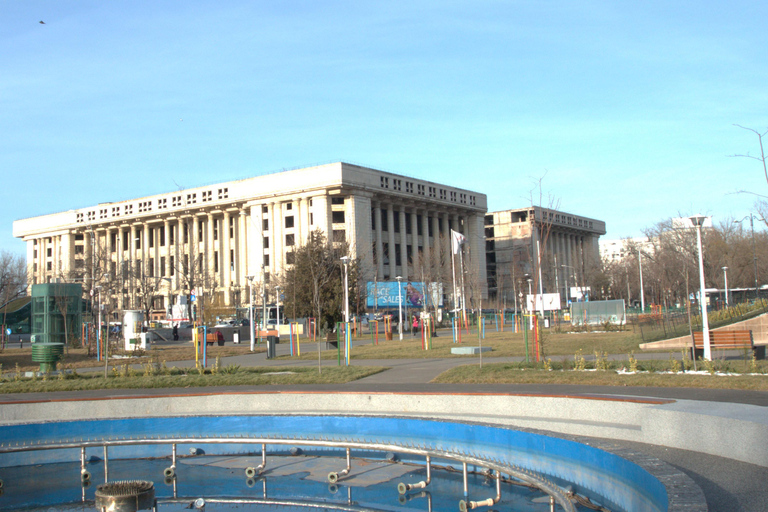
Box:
340;257;350;323
396;276;403;341
261;264;267;344
246;275;255;351
638;250;645;312
526;277;533;330
275;285;282;340
722;267;729;308
689;215;712;360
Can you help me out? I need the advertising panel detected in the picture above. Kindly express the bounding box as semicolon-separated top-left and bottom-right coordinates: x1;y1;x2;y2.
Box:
366;282;444;308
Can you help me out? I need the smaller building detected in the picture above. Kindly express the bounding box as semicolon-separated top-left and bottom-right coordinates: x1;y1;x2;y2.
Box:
485;207;606;305
599;237;653;263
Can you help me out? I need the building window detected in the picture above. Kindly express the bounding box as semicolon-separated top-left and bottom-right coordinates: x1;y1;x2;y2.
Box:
214;251;219;272
428;186;436;198
393;211;400;233
218;188;228;199
149;228;155;248
310;213;314;225
285;234;295;247
406;182;413;193
213;219;219;241
331;197;345;205
263;237;269;249
333;230;346;242
112;206;120;217
285;252;295;265
172;195;182;207
405;213;412;234
286;203;293;210
285;216;294;228
148;258;155;277
202;190;212;202
332;211;345;223
263;254;270;266
381;176;389;188
417;184;425;196
395;244;401;266
170;256;174;276
263;219;269;231
158;198;167;209
187;193;197;204
262;205;268;214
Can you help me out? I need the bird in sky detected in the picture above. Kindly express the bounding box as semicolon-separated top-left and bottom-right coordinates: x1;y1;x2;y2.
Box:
39;20;45;24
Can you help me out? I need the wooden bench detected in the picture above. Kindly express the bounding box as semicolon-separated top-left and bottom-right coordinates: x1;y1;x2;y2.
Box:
692;330;765;360
205;332;225;346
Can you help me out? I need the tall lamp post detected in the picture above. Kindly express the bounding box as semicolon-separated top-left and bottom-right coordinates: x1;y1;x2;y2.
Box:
261;264;267;344
275;285;282;340
689;215;712;360
341;257;351;364
722;266;729;308
396;276;403;341
340;257;350;323
735;215;759;298
638;250;645;312
246;275;255;351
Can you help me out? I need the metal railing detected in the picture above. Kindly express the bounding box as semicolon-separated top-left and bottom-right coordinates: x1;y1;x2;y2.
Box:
0;433;574;512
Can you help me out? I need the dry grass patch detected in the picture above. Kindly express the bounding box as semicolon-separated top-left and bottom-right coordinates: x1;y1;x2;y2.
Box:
433;362;768;390
0;364;385;394
0;343;264;373
291;328;646;361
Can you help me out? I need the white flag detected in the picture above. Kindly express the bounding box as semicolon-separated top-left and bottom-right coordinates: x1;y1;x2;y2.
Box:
451;229;466;254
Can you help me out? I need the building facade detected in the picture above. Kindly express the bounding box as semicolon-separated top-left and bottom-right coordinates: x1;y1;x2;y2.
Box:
14;162;487;315
485;207;606;305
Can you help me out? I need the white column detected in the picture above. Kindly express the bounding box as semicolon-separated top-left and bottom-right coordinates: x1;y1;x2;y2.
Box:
206;213;215;284
374;202;384;279
387;204;396;279
421;211;431;272
224;210;232;287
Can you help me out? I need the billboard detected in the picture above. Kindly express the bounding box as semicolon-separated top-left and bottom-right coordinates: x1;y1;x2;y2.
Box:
525;292;562;311
366;282;444;308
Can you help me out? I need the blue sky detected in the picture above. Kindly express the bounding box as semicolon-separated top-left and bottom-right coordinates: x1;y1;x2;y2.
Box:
2;1;767;256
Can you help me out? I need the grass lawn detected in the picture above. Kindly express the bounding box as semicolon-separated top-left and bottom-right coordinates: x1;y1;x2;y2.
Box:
0;365;386;394
0;343;264;373
433;361;768;390
290;328;647;360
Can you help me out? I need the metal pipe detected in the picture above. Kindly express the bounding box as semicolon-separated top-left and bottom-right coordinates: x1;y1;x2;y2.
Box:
462;462;468;497
80;446;91;483
459;469;501;510
245;444;267;478
103;445;108;482
328;447;351;483
0;436;574;512
164;443;177;478
398;455;431;494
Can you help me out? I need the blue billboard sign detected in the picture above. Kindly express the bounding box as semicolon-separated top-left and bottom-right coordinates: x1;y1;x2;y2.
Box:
367;281;425;308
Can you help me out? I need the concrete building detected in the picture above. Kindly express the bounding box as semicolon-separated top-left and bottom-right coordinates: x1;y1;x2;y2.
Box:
13;162;487;316
485;207;606;305
599;236;653;263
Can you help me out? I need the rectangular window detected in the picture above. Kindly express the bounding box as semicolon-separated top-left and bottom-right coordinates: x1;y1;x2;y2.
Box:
263;219;269;231
285;252;295;265
148;258;154;277
285;234;295;246
395;244;401;266
169;225;175;245
333;230;346;242
170;256;175;276
160;257;166;276
160;226;166;246
417;215;423;236
285;216;294;228
331;197;345;205
214;251;219;272
393;212;400;233
405;213;412;234
213;219;219;241
286;203;293;210
135;230;141;250
230;249;234;271
381;213;388;231
332;211;345;223
110;233;117;252
310;213;314;225
123;233;129;251
263;237;269;249
263;254;270;266
149;228;155;248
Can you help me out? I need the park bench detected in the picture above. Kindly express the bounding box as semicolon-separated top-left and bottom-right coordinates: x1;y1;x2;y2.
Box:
692;330;765;360
205;332;225;346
